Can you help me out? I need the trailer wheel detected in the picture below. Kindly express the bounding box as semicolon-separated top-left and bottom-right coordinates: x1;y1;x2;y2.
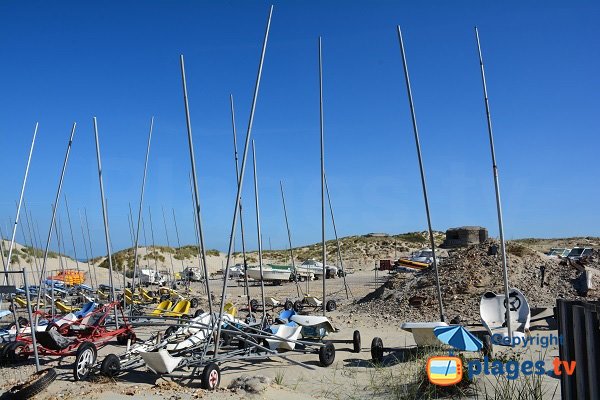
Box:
117;332;136;346
165;326;178;337
194;309;205;318
371;337;384;364
0;342;9;364
190;298;199;308
7;341;29;363
249;299;259;311
318;342;336;367
201;363;220;390
100;354;121;377
482;334;493;358
293;300;302;312
7;367;57;400
352;330;361;353
326;300;337;312
284;300;293;311
73;342;97;381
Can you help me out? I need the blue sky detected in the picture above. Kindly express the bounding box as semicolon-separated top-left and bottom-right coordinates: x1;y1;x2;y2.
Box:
1;1;599;257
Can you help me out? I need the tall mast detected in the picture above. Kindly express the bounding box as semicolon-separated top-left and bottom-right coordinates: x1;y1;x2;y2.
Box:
92;117;117;313
324;175;350;299
127;204;135;247
130;117;154;297
396;26;445;322
215;5;273;353
148;207;158;276
171;209;186;275
251;140;266;322
83;208;98;288
475;27;512;341
161;206;176;284
35;123;76;311
64;195;80;272
23;202;41;283
179;54;214;319
280;180;301;297
78;209;95;288
318;36;327;315
3;123;38;286
229;94;251;311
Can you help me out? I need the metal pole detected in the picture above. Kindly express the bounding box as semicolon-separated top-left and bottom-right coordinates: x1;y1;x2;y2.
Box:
396;26;445;322
83;209;98;288
22;268;40;372
161;206;176;286
92;117;118;324
148;207;158;275
64;195;80;274
172;209;186;276
78;209;95;289
23;202;41;284
126;206;135;248
35;123;76;312
188;173;202;292
280;180;301;297
3;123;38;286
251;140;266;323
324;175;350;299
474;27;511;340
214;5;272;353
229;94;251;310
131;117;154;299
179;55;214;321
318;37;327;315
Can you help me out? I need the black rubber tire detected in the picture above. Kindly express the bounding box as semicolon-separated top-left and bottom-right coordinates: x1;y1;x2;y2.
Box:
222;332;233;346
250;299;259;312
7;341;30;363
100;354;121;377
190;298;199;309
194;309;205;318
284;300;293;311
326;300;337;312
318;342;336;367
352;330;361;353
116;331;136;346
293;300;302;312
165;326;178;337
17;317;29;327
201;362;220;390
45;322;58;332
482;334;493;358
371;337;384;363
73;342;97;381
7;367;57;400
0;342;9;364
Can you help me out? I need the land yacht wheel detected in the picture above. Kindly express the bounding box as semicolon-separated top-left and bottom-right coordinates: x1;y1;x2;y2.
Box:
73;342;97;381
318;342;336;367
371;337;384;363
352;330;361;353
201;363;220;390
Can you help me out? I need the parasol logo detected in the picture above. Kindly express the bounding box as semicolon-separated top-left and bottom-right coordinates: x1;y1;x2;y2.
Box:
427;356;463;386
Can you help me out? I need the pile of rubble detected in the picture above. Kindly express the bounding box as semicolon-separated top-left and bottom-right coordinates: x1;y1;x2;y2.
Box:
353;240;598;324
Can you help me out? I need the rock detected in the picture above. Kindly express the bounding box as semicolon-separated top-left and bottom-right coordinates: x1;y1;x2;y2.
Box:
227;375;271;393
